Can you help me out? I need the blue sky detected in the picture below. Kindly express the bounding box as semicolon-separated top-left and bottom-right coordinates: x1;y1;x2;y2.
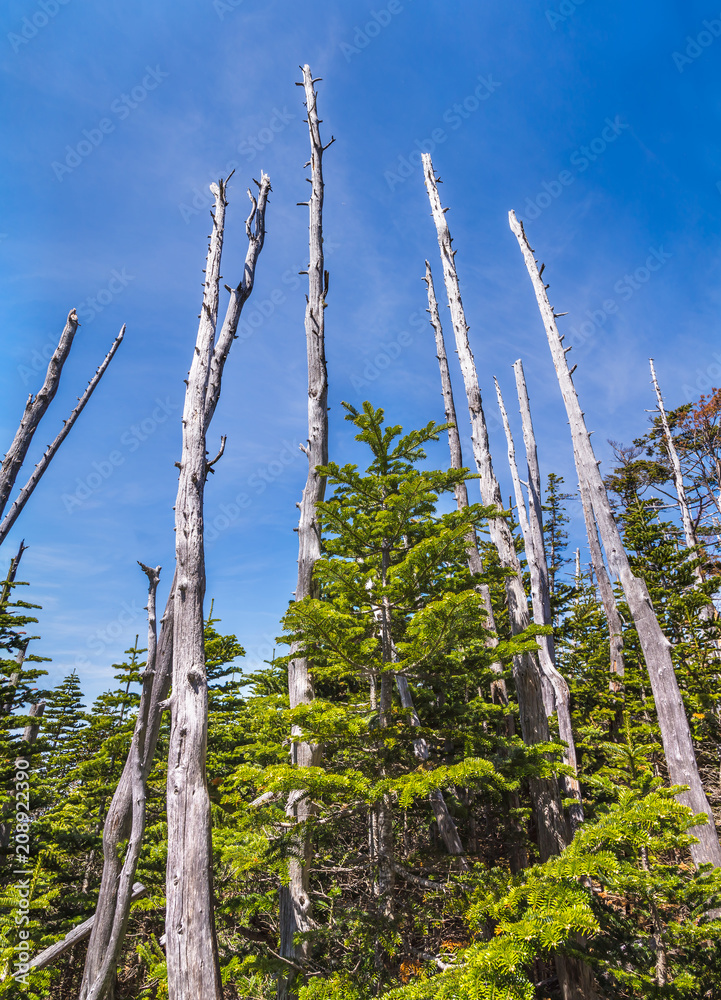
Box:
1;0;720;703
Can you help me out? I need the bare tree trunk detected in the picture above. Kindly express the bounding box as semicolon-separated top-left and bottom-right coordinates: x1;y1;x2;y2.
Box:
422;154;567;862
0;311;79;519
80;564;160;1000
509;210;721;868
27;885;148;973
649;360;707;585
424;261;508;705
495;377;583;832
166;172;271;1000
578;477;626;695
0;326;124;547
279;65;332;996
423;268;528;866
79;571;175;998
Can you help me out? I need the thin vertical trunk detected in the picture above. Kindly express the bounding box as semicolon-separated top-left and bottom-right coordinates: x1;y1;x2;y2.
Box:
166;171;271;1000
578;477;626;694
81;564;160;1000
649;359;706;588
279;65;331;996
424;261;507;705
422;154;567;862
424;268;527;866
495;377;583;832
79;572;175;999
509;210;721;868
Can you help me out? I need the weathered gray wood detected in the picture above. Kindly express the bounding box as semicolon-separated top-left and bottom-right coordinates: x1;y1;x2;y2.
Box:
495;377;583;832
27;884;147;972
167;170;271;1000
422;154;567;862
79;576;175;999
0;310;79;521
577;477;626;694
81;564;160;1000
0;326;125;547
509;209;721;868
424;261;508;705
279;65;332;995
649;359;705;585
167;178;228;1000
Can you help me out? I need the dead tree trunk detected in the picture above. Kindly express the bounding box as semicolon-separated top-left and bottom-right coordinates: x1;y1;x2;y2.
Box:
422;154;567;862
0;310;79;519
166;172;271;1000
495;378;583;832
279;65;332;996
0;326;124;547
80;563;160;1000
424;261;508;705
79;575;175;999
509;210;721;868
649;359;705;583
578;477;626;695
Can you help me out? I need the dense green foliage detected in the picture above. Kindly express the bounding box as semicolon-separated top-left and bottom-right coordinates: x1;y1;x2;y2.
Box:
1;398;720;999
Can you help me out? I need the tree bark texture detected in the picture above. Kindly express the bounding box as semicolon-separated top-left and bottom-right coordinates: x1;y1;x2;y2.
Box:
279;65;332;995
167;172;271;1000
495;376;583;832
509;209;721;868
424;261;508;705
0;310;80;521
649;359;707;588
422;154;567;862
0;325;125;547
577;476;626;694
80;564;161;1000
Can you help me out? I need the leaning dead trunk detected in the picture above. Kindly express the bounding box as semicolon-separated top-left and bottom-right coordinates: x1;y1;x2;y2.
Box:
577;477;626;695
495;377;583;832
649;359;707;587
422;154;567;862
0;311;78;519
279;65;332;995
80;563;160;1000
78;576;174;998
0;326;124;547
509;210;721;868
424;261;508;705
166;172;271;1000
